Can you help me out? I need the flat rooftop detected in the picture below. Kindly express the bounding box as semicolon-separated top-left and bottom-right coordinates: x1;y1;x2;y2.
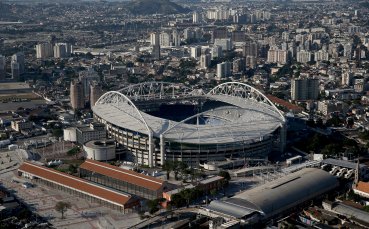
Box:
0;82;30;90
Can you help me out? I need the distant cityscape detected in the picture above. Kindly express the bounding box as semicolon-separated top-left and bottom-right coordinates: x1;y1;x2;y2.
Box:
1;0;369;228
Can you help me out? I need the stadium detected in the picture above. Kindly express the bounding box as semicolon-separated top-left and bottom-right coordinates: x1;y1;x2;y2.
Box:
92;82;286;167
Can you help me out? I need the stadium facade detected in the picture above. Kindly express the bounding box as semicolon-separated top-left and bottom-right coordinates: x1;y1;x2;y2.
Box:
92;82;286;167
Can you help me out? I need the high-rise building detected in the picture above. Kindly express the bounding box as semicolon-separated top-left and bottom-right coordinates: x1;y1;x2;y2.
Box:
90;82;104;108
159;32;171;47
233;58;245;73
172;30;180;47
217;62;231;79
11;52;25;74
200;54;211;69
0;55;5;80
267;46;288;64
211;45;222;59
11;61;20;80
314;50;329;62
150;32;161;59
212;27;228;41
214;38;232;51
36;43;54;59
150;32;160;46
243;41;258;57
344;42;352;59
341;71;353;86
54;43;67;58
191;46;202;59
79;68;100;100
246;56;257;69
53;43;72;58
291;77;319;101
231;31;245;42
296;50;312;63
70;81;85;110
193;12;200;24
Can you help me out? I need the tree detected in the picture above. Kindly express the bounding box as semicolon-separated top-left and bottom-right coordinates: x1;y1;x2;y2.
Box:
52;128;63;138
218;171;231;181
67;146;81;159
147;199;160;214
162;161;173;180
55;201;71;219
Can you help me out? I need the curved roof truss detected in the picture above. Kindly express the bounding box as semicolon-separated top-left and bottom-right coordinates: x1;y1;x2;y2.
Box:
208;82;286;122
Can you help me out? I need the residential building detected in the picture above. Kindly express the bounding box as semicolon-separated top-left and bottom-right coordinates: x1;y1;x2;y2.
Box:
291;77;319;101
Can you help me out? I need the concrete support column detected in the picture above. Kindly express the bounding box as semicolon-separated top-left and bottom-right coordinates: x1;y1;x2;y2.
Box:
160;134;165;166
148;130;154;167
280;123;287;152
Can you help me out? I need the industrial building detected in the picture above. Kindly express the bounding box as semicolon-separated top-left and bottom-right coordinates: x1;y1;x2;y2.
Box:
92;82;286;168
18;161;139;213
205;168;338;224
79;159;168;200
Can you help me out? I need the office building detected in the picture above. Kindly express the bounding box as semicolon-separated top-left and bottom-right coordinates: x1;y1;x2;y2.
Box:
291;77;319;101
70;80;84;110
76;122;106;144
36;43;54;59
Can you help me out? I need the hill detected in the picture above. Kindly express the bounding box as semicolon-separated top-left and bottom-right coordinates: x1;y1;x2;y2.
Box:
126;0;190;15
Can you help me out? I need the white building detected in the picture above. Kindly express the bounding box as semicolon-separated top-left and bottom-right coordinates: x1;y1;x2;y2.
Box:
296;50;312;63
217;62;231;79
36;43;54;59
200;54;211;69
211;45;222;59
191;46;202;59
159;32;171;47
214;38;232;51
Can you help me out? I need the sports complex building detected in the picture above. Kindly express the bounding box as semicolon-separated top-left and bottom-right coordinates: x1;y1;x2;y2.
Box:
92;82;286;167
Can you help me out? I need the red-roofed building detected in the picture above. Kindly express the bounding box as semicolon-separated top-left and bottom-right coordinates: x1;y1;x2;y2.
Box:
79;159;170;200
266;95;304;113
353;181;369;198
18;161;139;213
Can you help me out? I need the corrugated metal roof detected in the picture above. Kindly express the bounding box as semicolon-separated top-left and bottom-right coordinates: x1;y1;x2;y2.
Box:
209;168;338;219
79;159;165;191
322;158;366;169
18;162;132;207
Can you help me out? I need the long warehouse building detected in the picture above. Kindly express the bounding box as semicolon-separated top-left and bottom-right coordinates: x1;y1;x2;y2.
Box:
18;161;140;213
79;159;169;200
206;168;339;224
